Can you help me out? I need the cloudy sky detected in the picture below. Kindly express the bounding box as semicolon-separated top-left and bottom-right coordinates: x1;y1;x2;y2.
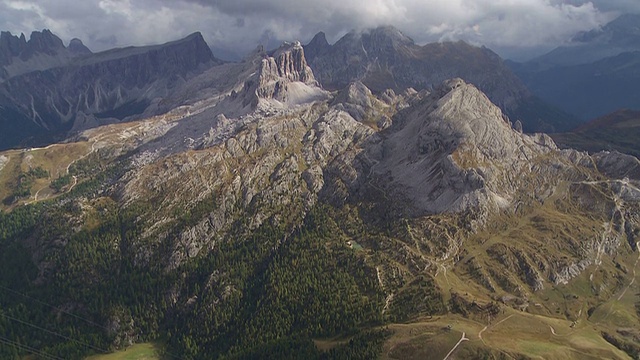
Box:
1;0;638;60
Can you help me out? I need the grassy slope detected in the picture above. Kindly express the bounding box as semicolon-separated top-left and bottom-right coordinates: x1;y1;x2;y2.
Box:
85;343;161;360
0;142;91;209
378;172;639;359
381;310;632;359
551;109;640;158
3;103;638;360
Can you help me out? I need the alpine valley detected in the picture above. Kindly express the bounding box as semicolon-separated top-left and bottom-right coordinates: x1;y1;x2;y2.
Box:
0;24;639;360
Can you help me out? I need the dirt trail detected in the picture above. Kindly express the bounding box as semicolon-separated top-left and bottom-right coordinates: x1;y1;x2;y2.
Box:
443;332;469;360
67;176;78;192
617;241;640;301
478;314;514;343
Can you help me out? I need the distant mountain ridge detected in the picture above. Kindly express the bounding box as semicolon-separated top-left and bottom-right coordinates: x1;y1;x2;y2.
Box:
305;26;527;110
0;29;91;81
305;26;581;133
530;14;640;68
511;14;640;121
551;109;640;157
0;26;584;151
0;31;220;150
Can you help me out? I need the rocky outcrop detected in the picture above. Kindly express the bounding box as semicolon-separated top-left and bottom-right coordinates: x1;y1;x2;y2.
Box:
67;38;91;55
255;41;318;101
305;26;528;111
231;41;328;110
0;31;220;150
365;78;557;217
0;29;81;81
303;31;331;63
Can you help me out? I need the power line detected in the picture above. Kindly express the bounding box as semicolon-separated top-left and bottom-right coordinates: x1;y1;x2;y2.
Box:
0;286;185;359
0;284;109;331
0;335;65;360
0;312;109;354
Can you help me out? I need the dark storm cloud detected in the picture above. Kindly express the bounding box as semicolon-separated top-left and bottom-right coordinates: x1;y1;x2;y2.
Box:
0;0;637;59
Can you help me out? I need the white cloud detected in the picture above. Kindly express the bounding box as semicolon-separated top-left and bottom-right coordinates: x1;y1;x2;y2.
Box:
0;0;635;58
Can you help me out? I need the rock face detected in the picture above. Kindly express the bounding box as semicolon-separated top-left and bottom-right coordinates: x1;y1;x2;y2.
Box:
232;41;327;109
255;41;319;102
305;26;528;111
0;31;220;150
303;32;331;63
0;30;82;80
67;38;91;55
305;26;580;133
366;79;556;216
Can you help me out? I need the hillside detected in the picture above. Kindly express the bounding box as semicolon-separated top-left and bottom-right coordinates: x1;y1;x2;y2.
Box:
551;109;640;157
0;31;221;151
305;26;581;133
511;14;640;121
0;42;639;360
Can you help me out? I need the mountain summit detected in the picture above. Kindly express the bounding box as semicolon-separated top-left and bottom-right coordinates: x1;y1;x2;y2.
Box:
305;26;527;107
368;79;557;216
305;25;578;133
0;31;220;150
0;29;86;80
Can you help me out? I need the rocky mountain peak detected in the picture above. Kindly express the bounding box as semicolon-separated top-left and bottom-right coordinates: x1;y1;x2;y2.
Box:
304;31;330;62
266;41;315;84
0;31;222;149
218;41;328;114
68;38;92;55
23;29;65;57
0;29;65;59
366;25;414;47
370;78;556;217
0;31;27;59
0;29;83;81
304;26;532;124
332;25;414;55
236;41;326;107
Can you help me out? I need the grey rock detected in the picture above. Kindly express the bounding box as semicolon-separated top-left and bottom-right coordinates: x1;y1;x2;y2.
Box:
305;26;529;112
0;32;220;150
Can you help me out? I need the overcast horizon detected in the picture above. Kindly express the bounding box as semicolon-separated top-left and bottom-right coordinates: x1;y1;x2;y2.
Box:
1;0;639;61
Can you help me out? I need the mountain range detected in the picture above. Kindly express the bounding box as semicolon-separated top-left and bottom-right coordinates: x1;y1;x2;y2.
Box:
0;21;639;360
551;109;640;158
0;30;220;150
303;27;581;133
0;26;584;152
510;14;640;121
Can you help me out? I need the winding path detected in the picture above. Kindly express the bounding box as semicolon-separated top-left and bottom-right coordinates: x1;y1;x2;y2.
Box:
478;314;514;343
617;241;640;301
443;332;469;360
67;176;78;192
